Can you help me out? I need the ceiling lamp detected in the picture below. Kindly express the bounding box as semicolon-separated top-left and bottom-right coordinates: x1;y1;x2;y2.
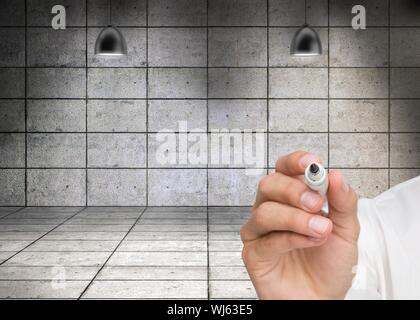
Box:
290;0;322;56
95;0;127;56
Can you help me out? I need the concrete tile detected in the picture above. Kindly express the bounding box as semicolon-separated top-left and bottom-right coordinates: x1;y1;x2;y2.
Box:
26;240;120;252
208;207;251;214
209;0;267;26
87;169;147;206
149;68;207;99
27;134;86;168
330;68;388;99
80;207;144;214
209;225;242;232
1;218;65;225
0;134;25;167
66;218;136;225
0;0;25;26
391;29;420;67
210;280;257;299
330;28;388;67
148;133;207;168
269;100;328;132
390;169;420;187
209;241;243;252
149;28;206;67
341;169;389;198
0;100;25;132
87;0;146;26
0;207;22;214
209;232;241;241
87;28;146;67
391;0;420;26
0;28;25;67
19;207;83;214
149;0;206;26
269;68;328;98
391;68;420;98
27;169;86;206
55;225;131;232
0;252;15;264
269;0;328;26
27;68;86;98
27;100;86;133
0;266;99;280
209;68;267;98
209;266;250;280
209;28;267;67
148;100;207;132
28;0;86;26
125;232;206;241
140;218;206;225
390;134;420;168
88;68;146;99
269;28;328;67
132;224;206;232
391;100;420;132
88;134;146;168
330;0;389;26
0;240;31;252
0;280;89;299
43;231;126;241
209;251;244;266
0;68;24;98
87;100;146;132
208;169;264;206
0;225;55;232
209;100;267;131
0;232;45;240
330;134;388;168
148;169;207;206
330;100;388;132
107;252;207;266
83;280;207;299
27;28;86;67
0;170;24;209
269;133;328;166
117;240;207;252
97;266;207;280
4;252;110;267
145;207;207;213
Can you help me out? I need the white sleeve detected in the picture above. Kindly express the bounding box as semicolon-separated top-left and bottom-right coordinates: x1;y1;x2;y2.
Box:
346;176;420;300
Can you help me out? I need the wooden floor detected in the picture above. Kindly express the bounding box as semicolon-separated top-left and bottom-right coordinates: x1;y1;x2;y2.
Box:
0;206;256;299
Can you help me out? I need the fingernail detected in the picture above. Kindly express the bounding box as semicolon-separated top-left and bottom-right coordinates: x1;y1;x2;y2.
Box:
309;216;330;234
343;178;349;193
299;153;320;170
301;191;322;210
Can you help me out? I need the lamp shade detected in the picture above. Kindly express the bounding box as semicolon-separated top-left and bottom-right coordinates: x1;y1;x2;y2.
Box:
290;25;322;56
95;26;127;56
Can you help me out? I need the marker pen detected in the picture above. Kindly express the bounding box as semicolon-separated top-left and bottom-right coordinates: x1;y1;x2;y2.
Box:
304;163;329;215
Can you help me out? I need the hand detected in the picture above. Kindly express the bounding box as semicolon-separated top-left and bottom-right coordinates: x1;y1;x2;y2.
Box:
240;151;360;300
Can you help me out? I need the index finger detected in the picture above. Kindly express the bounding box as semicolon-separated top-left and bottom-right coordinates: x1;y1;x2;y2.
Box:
275;151;321;176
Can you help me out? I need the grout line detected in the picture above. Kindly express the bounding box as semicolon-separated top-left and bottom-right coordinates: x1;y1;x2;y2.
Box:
388;0;392;188
85;0;88;206
145;0;149;207
77;207;148;299
5;131;420;134
266;0;270;175
206;0;210;300
327;0;330;166
0;207;86;266
24;0;28;207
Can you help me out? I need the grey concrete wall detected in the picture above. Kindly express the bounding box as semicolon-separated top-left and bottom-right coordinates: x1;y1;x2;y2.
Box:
0;0;420;206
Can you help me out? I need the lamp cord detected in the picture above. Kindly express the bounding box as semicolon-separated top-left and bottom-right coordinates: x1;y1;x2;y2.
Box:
109;0;112;26
304;0;307;25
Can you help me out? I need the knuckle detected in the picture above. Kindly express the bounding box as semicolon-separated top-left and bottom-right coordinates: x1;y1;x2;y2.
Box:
258;174;274;197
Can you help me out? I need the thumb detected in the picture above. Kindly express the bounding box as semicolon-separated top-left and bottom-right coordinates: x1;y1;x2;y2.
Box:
327;170;360;241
